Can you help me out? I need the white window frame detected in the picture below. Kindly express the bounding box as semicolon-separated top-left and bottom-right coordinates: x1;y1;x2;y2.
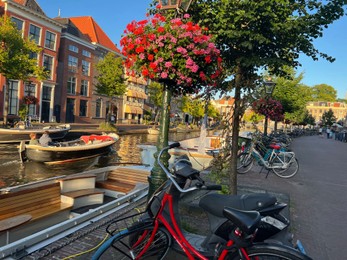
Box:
43;54;54;79
82;60;90;76
68;45;79;53
68;55;78;73
82;49;91;58
29;24;42;45
44;30;56;50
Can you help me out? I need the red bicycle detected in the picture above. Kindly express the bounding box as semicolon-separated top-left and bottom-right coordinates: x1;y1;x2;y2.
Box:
93;143;312;260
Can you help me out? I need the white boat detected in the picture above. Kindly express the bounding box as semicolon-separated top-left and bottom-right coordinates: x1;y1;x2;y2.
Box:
139;135;223;171
0;165;151;259
0;124;71;143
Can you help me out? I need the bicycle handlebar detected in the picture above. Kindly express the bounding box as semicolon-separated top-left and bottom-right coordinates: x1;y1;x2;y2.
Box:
157;143;219;193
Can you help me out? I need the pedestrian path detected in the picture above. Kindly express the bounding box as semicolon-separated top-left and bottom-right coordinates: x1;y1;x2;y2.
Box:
238;135;347;260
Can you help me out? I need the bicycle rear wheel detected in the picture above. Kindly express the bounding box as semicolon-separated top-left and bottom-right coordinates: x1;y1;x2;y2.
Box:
227;243;312;259
272;157;299;178
237;152;254;174
93;225;172;260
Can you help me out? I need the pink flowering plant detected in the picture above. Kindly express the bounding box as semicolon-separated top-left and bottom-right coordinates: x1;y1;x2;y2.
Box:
252;98;284;122
120;11;223;94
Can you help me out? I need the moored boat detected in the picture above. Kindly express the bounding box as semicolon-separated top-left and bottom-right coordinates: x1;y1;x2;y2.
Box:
0;124;71;143
0;165;150;258
23;134;119;163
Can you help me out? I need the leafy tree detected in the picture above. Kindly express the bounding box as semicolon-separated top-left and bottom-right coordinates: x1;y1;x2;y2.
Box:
95;52;127;122
0;15;48;125
300;110;315;127
187;0;347;194
321;109;336;127
147;81;163;124
311;84;337;102
272;68;313;125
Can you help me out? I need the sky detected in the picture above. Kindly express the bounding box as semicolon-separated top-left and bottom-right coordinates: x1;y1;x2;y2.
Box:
36;0;347;99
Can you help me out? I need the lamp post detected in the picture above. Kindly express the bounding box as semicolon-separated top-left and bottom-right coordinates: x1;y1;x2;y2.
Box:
158;0;193;12
147;0;194;199
263;78;276;136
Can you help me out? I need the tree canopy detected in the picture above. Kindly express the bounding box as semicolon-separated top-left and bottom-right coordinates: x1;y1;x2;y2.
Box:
311;84;337;102
186;0;347;194
321;109;337;126
94;52;127;97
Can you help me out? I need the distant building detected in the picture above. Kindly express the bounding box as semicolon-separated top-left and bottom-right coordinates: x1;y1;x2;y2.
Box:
306;101;347;125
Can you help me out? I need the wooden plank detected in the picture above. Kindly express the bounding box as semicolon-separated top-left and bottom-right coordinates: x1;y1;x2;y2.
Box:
58;174;96;182
62;189;104;199
96;180;135;193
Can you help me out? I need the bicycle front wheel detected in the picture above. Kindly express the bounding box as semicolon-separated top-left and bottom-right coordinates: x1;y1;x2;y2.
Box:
237;152;254;174
227;243;312;259
272;157;299;178
93;226;172;260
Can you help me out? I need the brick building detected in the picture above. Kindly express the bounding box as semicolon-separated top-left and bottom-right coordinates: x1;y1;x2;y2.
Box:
0;0;148;125
306;101;347;125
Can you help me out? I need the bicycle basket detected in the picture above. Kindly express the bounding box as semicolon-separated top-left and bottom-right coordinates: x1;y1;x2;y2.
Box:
106;211;152;236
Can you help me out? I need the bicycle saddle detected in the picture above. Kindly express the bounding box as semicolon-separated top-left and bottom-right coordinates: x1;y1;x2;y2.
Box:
199;193;277;218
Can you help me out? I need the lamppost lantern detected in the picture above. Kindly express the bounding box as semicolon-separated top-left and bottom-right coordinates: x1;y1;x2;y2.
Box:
264;78;276;95
158;0;193;12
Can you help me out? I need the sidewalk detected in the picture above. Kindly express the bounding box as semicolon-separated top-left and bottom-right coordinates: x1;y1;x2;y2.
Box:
238;135;347;259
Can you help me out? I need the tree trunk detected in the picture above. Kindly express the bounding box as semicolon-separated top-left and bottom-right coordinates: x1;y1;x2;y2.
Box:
228;66;243;195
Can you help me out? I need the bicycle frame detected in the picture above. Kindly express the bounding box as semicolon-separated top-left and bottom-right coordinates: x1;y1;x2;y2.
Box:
139;189;240;260
249;143;295;170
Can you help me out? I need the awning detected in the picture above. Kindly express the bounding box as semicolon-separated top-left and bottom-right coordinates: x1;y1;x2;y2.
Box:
125;105;143;114
127;90;147;99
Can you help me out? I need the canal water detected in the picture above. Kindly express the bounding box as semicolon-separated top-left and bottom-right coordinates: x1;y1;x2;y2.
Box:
0;132;200;188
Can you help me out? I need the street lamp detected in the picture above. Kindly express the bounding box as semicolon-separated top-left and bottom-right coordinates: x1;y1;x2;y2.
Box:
263;78;276;136
158;0;193;12
147;0;194;199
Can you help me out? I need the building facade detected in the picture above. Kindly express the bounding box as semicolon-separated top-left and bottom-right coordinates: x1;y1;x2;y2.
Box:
0;0;64;124
0;0;148;125
306;101;347;125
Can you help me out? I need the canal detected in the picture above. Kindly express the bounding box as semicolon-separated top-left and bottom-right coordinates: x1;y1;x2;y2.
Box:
0;132;200;188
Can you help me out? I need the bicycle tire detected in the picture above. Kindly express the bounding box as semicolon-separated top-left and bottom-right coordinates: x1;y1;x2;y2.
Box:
237;152;254;174
92;225;172;260
227;243;312;259
272;157;299;178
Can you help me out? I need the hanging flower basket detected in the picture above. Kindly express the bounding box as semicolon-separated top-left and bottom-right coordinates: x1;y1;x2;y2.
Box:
120;11;223;94
252;98;284;121
23;95;38;105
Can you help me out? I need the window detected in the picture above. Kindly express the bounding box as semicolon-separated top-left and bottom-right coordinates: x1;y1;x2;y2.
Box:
43;55;53;79
42;86;52;101
9;81;19;115
29;24;41;44
24;83;37;116
82;50;91;57
82;60;90;76
29;51;38;62
68;45;79;53
68;55;78;72
96;98;102;118
44;31;56;50
79;100;88;116
67;77;76;94
81;80;89;96
11;17;24;31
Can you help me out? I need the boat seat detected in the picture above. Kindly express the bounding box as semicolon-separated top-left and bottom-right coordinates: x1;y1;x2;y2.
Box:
96;167;149;194
0;183;72;245
61;189;105;209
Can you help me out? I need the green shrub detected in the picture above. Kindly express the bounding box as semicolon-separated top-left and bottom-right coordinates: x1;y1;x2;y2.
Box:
98;122;117;132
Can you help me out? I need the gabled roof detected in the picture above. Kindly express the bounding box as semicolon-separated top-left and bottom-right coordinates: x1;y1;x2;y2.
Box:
54;17;91;42
69;16;120;53
12;0;46;16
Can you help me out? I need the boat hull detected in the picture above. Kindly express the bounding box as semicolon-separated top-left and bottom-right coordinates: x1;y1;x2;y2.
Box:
25;140;116;163
0;124;70;142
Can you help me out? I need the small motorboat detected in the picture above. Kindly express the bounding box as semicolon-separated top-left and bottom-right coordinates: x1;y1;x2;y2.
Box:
0;124;71;143
21;134;119;164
